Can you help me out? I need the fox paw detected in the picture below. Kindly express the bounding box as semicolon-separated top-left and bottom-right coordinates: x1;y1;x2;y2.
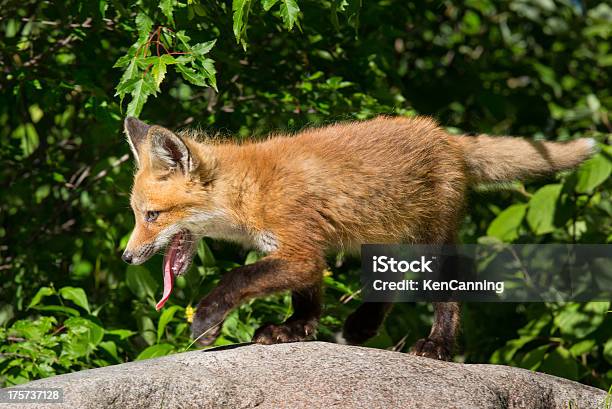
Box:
252;320;317;345
410;337;452;361
191;322;221;346
191;304;226;346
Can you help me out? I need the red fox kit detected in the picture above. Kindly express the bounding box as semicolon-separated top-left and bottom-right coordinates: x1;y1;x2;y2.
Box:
121;115;595;359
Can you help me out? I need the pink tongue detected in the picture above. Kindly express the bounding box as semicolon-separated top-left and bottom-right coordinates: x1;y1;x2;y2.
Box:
156;238;178;311
155;261;174;311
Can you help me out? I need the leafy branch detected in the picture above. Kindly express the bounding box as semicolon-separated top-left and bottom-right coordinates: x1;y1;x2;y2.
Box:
114;12;216;117
114;0;361;117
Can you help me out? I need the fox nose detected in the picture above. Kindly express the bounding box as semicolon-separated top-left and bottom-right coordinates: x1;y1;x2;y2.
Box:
122;251;134;264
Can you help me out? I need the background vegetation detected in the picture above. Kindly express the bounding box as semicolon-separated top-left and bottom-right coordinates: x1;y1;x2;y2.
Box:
1;0;611;390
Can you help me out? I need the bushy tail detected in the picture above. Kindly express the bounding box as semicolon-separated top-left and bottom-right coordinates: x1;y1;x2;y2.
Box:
452;134;596;184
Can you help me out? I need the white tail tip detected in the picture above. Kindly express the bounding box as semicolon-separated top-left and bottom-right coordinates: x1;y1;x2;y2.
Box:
584;138;598;154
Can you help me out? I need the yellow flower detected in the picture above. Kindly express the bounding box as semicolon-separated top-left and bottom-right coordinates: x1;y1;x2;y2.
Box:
322;269;333;277
185;305;195;323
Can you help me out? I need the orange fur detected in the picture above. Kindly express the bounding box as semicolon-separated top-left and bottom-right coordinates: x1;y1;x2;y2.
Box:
122;115;595;354
130;116;593;255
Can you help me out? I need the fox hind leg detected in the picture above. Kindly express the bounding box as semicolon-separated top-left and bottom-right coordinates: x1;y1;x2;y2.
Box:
410;301;460;361
342;302;393;344
409;229;463;360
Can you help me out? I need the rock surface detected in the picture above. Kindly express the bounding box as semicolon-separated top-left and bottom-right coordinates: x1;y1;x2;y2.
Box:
0;342;607;409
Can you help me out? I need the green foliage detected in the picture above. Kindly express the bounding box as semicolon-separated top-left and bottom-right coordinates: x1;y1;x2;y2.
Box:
0;289;133;385
490;302;611;382
114;23;217;116
1;0;611;390
487;204;527;241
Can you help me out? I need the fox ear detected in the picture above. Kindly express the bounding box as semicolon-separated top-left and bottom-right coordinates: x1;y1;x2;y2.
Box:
150;126;196;173
124;117;151;165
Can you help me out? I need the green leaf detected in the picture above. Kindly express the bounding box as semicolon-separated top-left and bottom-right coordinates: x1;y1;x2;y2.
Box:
59;287;90;313
32;305;80;317
126;265;158;300
197;240;216;267
139;315;157;346
486;203;527;242
517;344;549;370
539;346;578;381
221;309;254;342
126;77;156;117
105;329;136;340
113;53;133;68
159;0;175;25
62;317;104;358
346;0;362;33
490;337;533;363
12;123;39;158
570;339;596;356
135;343;174;360
461;10;481;35
526;184;562;235
575;153;612;193
279;0;300;30
193;4;206;17
603;338;612;365
553;302;609;339
11;317;56;341
175;30;191;48
201;58;217;91
0;304;14;326
262;0;279;11
533;63;561;98
173;55;195;64
152;58;167;90
329;0;347;31
192;40;217;57
160;54;177;64
176;64;207;87
119;59;139;88
157;305;181;343
115;58;141;105
244;250;261;265
27;287;54;309
232;0;252;48
135;12;153;40
115;77;140;97
99;341;120;362
138;55;175;67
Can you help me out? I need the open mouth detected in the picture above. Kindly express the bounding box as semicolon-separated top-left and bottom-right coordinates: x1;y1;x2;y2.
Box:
156;229;196;311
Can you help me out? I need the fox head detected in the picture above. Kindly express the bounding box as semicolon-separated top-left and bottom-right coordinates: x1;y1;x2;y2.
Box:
121;117;221;308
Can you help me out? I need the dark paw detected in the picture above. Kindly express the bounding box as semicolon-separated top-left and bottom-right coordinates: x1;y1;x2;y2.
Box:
410;337;452;361
191;305;226;346
252;319;317;345
342;303;390;345
342;313;379;345
191;322;222;346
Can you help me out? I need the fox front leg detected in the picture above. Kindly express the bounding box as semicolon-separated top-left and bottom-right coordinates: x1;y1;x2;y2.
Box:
191;258;284;346
191;254;324;346
252;283;322;344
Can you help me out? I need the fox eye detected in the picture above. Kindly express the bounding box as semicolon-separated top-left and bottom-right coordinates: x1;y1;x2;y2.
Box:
145;211;160;222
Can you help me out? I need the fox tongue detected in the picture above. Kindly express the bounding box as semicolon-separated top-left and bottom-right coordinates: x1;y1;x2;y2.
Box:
156;234;180;311
155;259;174;311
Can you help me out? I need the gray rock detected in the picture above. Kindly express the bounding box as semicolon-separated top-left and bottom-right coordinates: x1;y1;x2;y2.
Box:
0;342;607;409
